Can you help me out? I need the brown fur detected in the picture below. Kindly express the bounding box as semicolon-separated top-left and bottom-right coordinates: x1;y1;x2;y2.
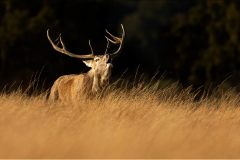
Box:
49;55;112;102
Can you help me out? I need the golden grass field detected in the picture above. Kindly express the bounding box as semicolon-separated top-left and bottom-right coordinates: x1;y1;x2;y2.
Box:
0;79;240;158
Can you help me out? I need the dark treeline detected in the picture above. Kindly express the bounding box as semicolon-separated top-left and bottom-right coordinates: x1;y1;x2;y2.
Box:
0;0;240;92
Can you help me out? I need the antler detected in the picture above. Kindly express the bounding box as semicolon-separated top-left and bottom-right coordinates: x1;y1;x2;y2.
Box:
47;29;95;59
105;24;125;56
47;24;125;58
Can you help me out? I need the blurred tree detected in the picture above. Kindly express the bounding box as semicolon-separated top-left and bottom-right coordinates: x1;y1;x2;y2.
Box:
0;0;55;86
122;0;196;78
171;0;240;87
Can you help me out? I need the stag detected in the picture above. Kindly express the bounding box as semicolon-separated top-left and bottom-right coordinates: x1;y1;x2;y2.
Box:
47;24;125;101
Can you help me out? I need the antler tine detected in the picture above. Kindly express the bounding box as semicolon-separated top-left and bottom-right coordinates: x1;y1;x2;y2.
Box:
47;29;95;59
104;38;110;54
59;35;67;50
105;24;125;56
105;31;122;44
88;40;94;54
53;33;61;46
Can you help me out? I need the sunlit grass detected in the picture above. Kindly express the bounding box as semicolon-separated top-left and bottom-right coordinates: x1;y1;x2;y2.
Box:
0;79;240;158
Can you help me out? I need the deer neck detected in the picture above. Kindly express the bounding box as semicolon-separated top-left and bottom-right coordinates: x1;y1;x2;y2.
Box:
87;69;94;78
87;69;101;93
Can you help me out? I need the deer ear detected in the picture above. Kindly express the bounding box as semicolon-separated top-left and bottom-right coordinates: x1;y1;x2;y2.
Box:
83;60;93;68
105;54;110;61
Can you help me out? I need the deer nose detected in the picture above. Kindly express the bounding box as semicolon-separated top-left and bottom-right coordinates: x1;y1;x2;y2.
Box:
107;63;113;69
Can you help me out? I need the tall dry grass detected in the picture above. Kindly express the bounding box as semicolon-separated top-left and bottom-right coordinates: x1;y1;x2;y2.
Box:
0;79;240;158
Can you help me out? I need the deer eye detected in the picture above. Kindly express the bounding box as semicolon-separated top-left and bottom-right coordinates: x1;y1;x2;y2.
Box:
95;58;99;62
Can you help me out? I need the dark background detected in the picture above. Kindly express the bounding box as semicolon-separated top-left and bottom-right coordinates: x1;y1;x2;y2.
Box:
0;0;240;92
